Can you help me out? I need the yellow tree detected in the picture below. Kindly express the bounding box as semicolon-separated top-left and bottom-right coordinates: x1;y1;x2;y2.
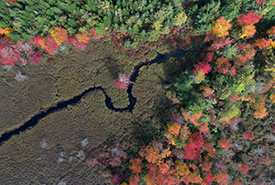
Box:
212;17;232;37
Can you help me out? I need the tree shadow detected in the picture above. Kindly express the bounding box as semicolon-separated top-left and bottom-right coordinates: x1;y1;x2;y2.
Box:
105;56;122;79
129;43;208;147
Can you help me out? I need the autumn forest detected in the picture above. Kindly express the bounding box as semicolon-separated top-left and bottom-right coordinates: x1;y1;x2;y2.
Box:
0;0;274;185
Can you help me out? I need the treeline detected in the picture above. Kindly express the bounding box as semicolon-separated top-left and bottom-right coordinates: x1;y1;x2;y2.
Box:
1;0;274;44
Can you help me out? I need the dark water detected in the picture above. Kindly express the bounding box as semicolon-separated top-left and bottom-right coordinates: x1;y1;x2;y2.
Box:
0;48;191;146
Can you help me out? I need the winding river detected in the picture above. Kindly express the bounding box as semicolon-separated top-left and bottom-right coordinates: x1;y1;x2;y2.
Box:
0;47;192;146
